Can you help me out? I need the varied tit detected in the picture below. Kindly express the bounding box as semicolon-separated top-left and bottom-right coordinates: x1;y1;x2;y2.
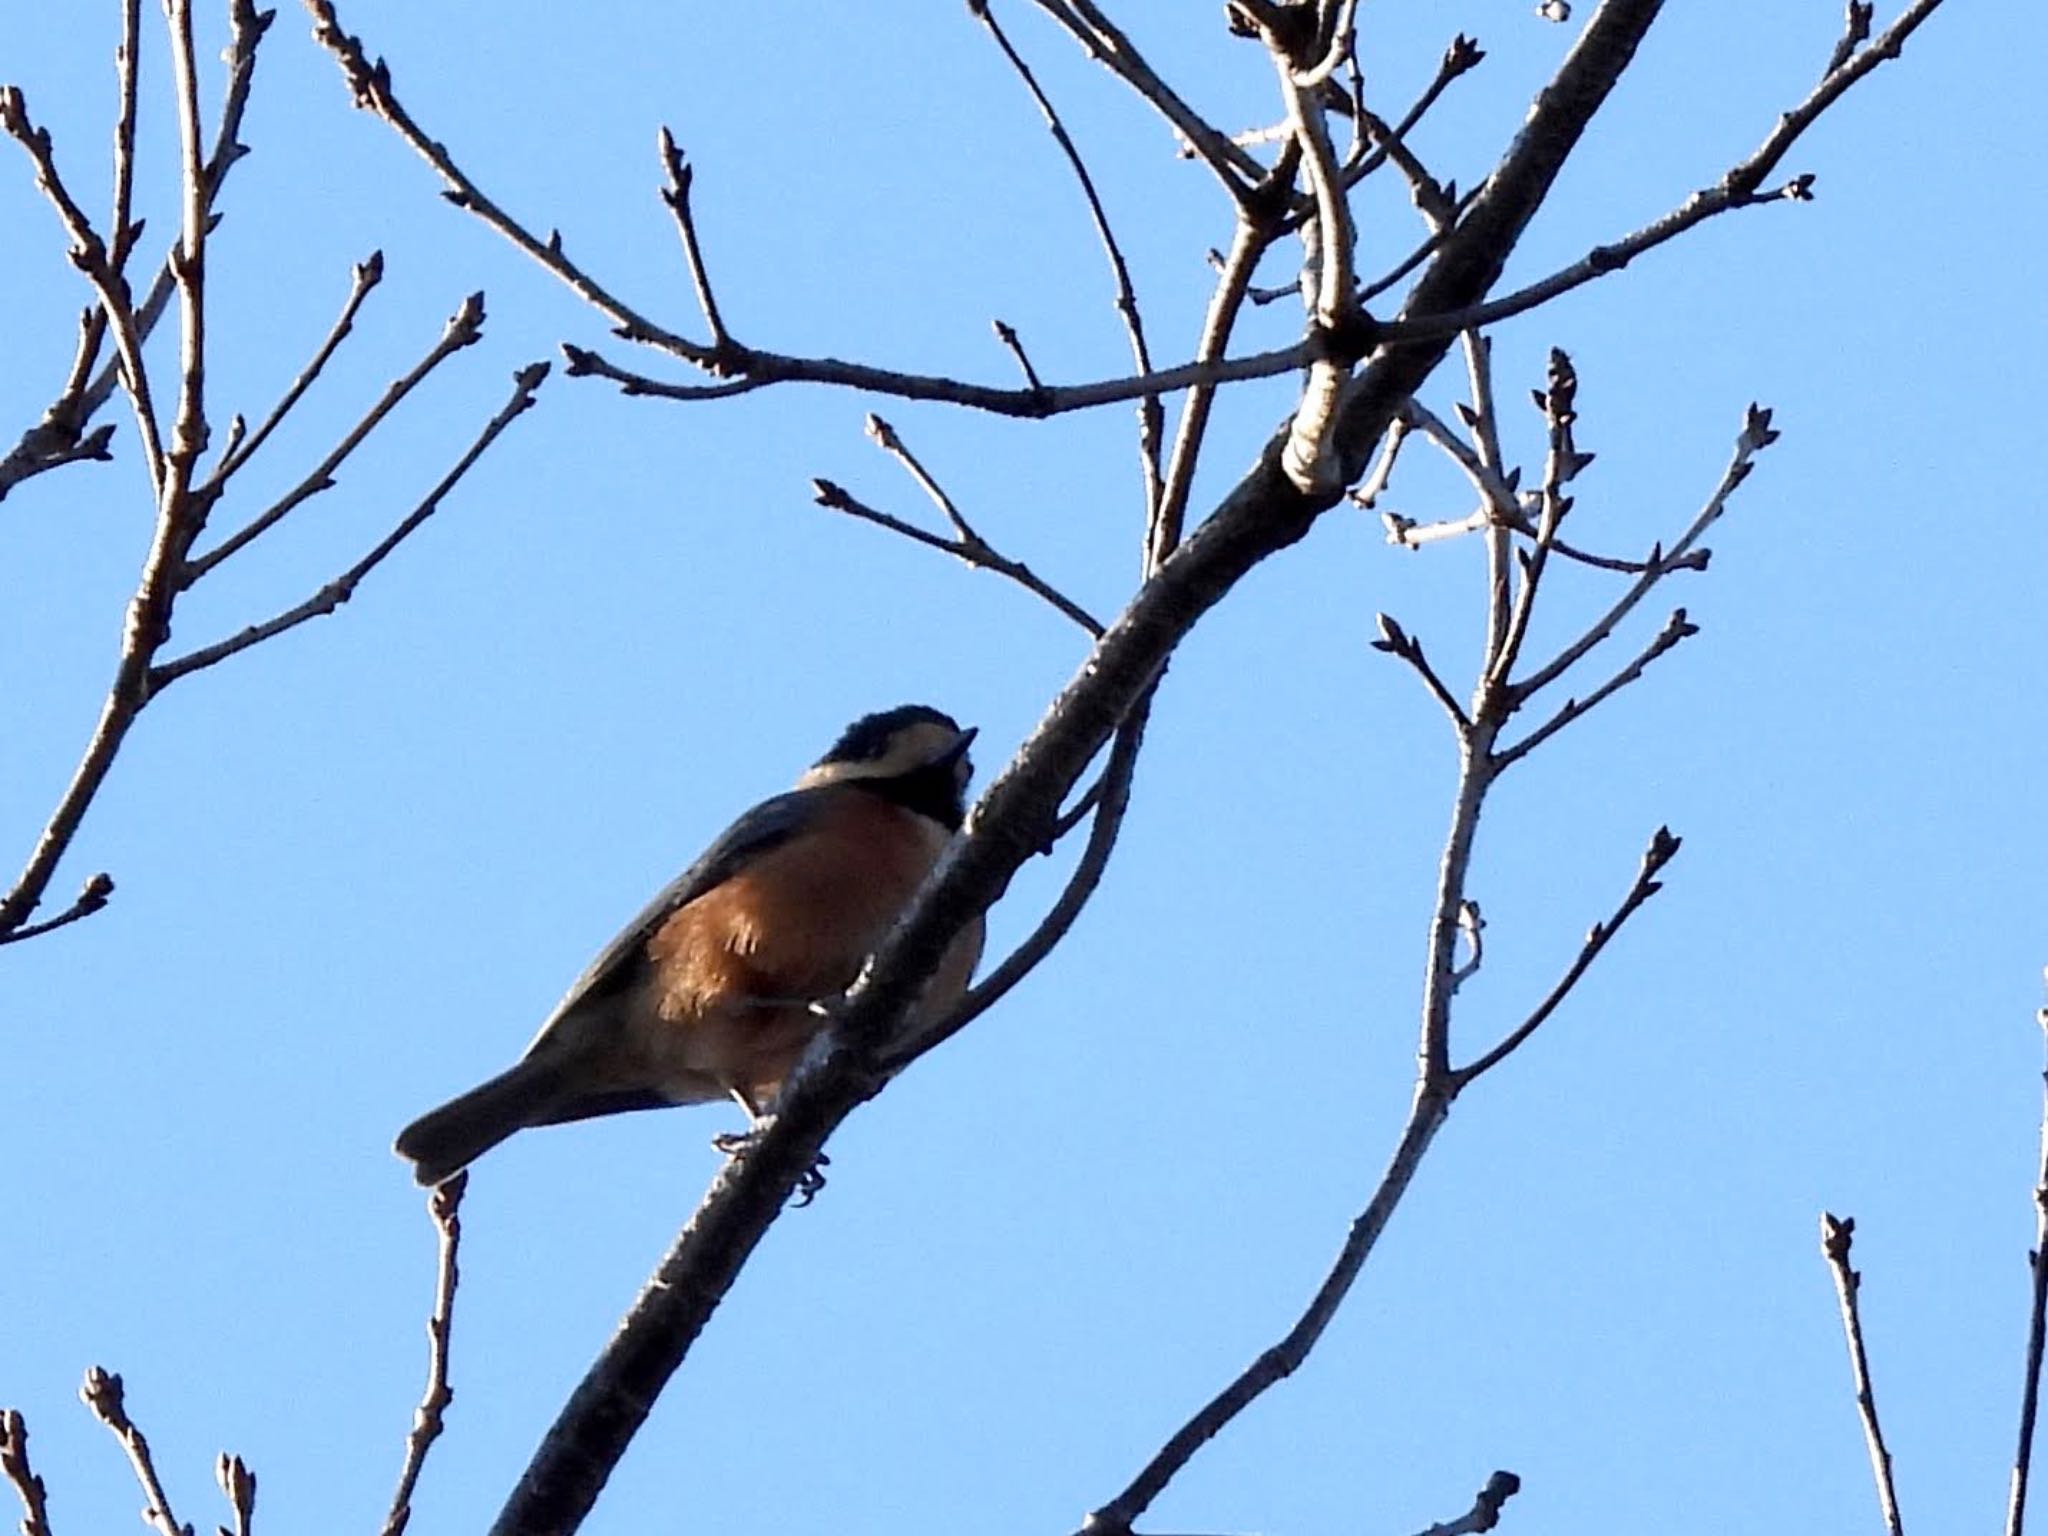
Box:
395;705;985;1187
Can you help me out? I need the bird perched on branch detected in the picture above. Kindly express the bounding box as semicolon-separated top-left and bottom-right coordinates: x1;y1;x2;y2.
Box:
395;705;984;1188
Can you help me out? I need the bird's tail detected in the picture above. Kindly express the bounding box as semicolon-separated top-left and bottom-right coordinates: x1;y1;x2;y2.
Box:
394;1058;565;1187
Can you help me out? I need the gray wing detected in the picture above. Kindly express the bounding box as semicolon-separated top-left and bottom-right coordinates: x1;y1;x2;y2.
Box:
520;787;826;1054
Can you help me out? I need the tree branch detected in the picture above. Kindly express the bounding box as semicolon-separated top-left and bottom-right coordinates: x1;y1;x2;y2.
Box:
152;361;549;688
2006;995;2048;1536
382;1172;468;1536
973;0;1162;523
81;1370;189;1536
0;0;268;503
0;1410;54;1536
213;1454;255;1536
204;251;385;491
813;418;1103;638
188;291;488;580
1453;827;1680;1084
1820;1214;1908;1536
1410;1470;1522;1536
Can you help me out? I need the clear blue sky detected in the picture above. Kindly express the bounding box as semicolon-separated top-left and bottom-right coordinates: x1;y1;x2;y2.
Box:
2;3;2041;1533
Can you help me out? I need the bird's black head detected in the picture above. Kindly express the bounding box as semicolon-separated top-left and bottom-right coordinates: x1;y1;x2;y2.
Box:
800;704;977;828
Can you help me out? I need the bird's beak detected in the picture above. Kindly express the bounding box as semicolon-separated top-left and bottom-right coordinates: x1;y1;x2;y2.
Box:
940;725;979;765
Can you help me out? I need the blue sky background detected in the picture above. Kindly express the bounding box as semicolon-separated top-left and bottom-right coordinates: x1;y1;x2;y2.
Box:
1;3;2040;1533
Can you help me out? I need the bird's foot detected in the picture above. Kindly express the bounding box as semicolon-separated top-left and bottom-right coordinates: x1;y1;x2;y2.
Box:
709;1128;831;1208
792;1152;831;1208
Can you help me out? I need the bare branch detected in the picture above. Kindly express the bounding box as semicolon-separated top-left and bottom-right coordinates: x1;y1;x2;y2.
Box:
1378;0;1948;349
2006;994;2048;1536
654;129;733;356
205;251;385;490
812;474;1102;639
1396;397;1702;575
1350;413;1409;510
1410;1470;1523;1536
188;291;488;579
0;872;114;948
1825;2;1878;80
0;1410;54;1536
0;0;268;503
152;362;549;688
213;1455;254;1536
1820;1214;1908;1536
990;320;1047;393
1152;184;1291;568
0;85;170;497
1338;33;1485;187
1031;0;1264;194
164;0;212;496
1372;612;1469;732
1513;404;1774;699
1494;607;1698;769
972;0;1162;522
80;1369;190;1536
383;1172;468;1536
1453;827;1680;1083
1485;347;1589;689
303;0;708;365
1081;1088;1456;1536
558;336;1308;418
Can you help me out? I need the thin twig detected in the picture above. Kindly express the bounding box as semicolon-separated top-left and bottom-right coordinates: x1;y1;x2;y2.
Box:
1080;1084;1457;1536
188;293;488;579
0;86;170;499
1372;613;1469;732
1410;1471;1522;1536
1151;177;1291;569
1396;397;1688;573
812;476;1101;638
1824;2;1877;80
1379;0;1947;350
990;320;1046;393
972;0;1162;524
383;1172;468;1536
164;0;211;501
1031;0;1264;194
1332;32;1484;191
1494;609;1698;770
81;1369;190;1536
654;129;734;356
1461;334;1514;710
0;0;268;502
1513;404;1775;699
2005;995;2048;1536
1453;827;1681;1083
1350;414;1410;510
1820;1214;1908;1536
213;1455;255;1536
0;873;114;948
0;1410;54;1536
557;336;1307;417
205;252;386;489
1485;348;1585;690
153;362;549;687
